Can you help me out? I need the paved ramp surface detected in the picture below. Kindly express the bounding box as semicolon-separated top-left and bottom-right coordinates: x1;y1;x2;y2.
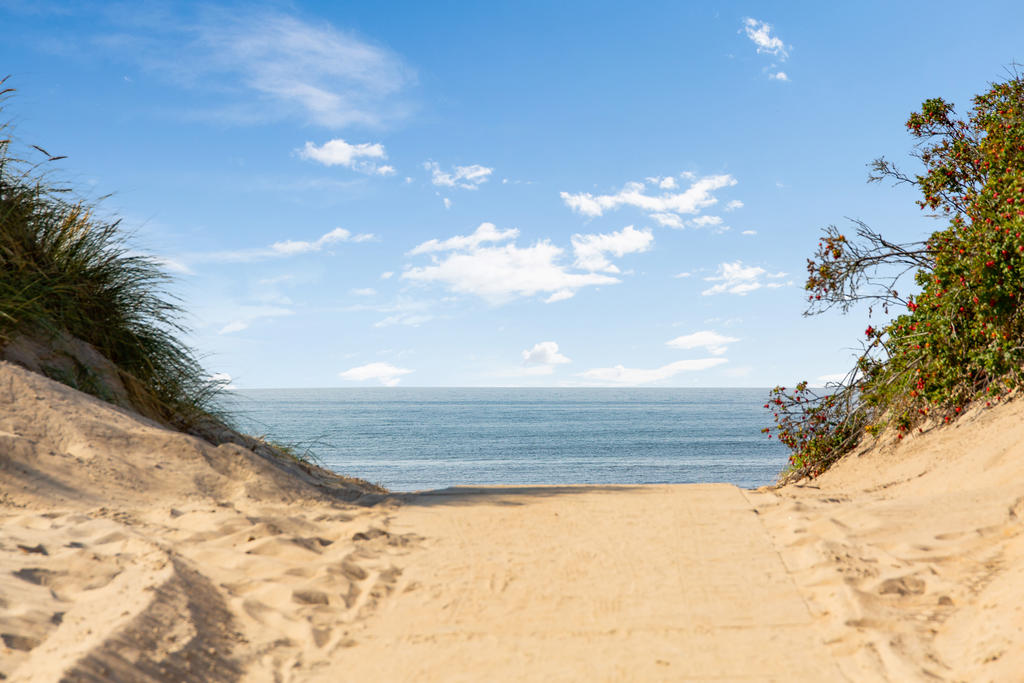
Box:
335;484;841;681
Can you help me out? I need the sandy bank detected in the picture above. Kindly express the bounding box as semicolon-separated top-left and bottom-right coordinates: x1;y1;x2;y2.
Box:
2;361;1023;681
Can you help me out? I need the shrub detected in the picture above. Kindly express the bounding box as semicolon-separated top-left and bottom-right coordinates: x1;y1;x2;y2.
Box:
766;71;1024;481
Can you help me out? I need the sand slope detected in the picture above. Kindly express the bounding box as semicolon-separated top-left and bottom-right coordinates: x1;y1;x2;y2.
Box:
751;402;1024;681
0;362;406;681
3;360;1024;681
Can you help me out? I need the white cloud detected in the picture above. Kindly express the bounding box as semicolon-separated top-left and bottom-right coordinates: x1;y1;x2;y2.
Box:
410;222;519;255
208;372;236;390
374;313;432;327
271;227;372;255
403;222;621;304
339;362;413;386
741;230;757;236
646;176;678;189
666;330;739;356
545;289;576;303
151;256;193;274
770;71;789;81
560;175;737;230
522;341;571;367
816;372;851;386
742;18;788;59
690;215;723;228
215;305;293;335
571;225;653;273
673;272;692;279
344;297;434;327
442;197;452;209
424;161;493;189
702;261;788;296
351;288;377;296
124;11;415;128
581;358;728;385
380;271;394;279
298;139;394;175
649;212;685;229
218;321;249;335
198;227;376;263
725;200;744;211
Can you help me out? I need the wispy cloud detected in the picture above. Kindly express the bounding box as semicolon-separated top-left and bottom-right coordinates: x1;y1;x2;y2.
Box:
343;297;435;328
339;362;413;386
374;313;433;328
424;161;493;189
742;17;790;82
580;358;727;385
216;305;294;335
196;12;413;128
298;139;395;175
403;222;649;304
561;174;737;230
816;372;852;386
91;9;414;128
742;17;788;58
409;222;519;255
666;330;739;356
149;255;193;275
701;261;789;296
196;227;376;264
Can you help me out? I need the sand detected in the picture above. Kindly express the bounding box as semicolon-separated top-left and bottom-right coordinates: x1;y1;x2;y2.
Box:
2;360;1024;681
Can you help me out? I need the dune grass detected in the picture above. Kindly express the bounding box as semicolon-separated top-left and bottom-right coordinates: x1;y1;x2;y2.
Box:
0;81;386;495
0;80;223;432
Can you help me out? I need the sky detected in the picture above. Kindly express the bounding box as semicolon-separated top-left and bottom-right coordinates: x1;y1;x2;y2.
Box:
2;1;1023;388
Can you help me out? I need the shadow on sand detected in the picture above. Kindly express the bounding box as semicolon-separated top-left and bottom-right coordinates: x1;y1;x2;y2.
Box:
382;483;707;508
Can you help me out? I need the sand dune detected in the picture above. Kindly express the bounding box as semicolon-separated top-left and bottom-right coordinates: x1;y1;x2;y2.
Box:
751;401;1024;681
2;360;1024;680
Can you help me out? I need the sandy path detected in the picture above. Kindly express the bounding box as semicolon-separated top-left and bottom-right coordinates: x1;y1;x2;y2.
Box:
336;485;841;681
6;362;1024;681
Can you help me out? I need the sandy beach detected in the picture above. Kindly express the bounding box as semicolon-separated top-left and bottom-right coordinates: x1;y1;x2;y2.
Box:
3;360;1024;681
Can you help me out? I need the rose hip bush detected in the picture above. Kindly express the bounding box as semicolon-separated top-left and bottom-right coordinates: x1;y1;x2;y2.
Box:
766;73;1024;482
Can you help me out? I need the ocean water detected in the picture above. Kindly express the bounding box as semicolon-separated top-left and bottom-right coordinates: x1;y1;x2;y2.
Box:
223;388;789;492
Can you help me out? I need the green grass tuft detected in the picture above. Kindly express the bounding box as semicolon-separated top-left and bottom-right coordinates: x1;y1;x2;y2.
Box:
0;80;385;494
0;79;222;433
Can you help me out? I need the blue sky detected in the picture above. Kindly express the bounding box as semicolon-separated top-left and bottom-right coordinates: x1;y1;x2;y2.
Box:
3;1;1022;388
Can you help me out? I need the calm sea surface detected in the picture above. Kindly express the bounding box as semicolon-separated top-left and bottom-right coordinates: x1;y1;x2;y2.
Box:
223;388;789;492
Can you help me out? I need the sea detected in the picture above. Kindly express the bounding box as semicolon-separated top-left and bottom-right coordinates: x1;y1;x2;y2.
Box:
223;388;789;492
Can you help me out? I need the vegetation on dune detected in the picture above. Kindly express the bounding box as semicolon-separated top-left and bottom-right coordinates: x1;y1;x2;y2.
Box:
766;71;1024;482
0;80;386;494
0;79;224;431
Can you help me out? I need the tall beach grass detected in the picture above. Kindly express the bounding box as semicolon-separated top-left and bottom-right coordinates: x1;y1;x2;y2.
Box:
0;79;223;432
